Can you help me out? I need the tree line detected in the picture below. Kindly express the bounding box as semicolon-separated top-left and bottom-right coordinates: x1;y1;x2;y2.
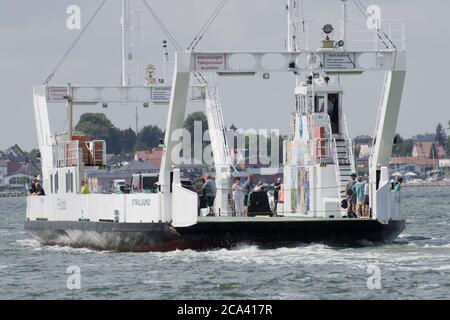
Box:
354;122;450;158
74;113;165;155
74;112;284;161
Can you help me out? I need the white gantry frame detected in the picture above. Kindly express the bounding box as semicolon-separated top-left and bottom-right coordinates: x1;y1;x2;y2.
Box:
159;48;406;223
34;47;406;224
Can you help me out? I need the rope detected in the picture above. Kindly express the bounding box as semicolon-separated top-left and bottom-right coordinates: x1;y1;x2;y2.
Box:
300;0;305;33
43;0;107;85
187;0;228;51
141;0;182;51
187;0;226;51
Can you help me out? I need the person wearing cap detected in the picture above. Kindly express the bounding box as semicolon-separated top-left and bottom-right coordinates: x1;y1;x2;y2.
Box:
345;173;357;218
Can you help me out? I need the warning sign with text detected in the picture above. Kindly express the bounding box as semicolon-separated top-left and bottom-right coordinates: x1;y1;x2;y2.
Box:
194;54;226;71
323;53;356;70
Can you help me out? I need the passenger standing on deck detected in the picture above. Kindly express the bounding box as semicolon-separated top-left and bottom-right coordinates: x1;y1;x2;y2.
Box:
28;177;38;195
352;176;365;218
393;177;403;192
202;175;216;216
242;174;255;217
232;177;245;217
35;181;46;196
345;173;357;218
364;177;370;218
80;180;92;194
273;177;282;215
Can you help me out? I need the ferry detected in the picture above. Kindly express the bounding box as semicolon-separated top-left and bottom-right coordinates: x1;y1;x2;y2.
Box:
26;0;407;251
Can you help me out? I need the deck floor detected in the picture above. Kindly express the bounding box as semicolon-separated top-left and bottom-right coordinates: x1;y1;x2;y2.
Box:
197;215;371;223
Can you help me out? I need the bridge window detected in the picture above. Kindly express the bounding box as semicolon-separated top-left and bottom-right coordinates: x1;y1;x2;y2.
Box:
55;172;59;194
70;172;74;193
296;95;307;115
314;96;325;113
143;176;158;193
327;93;340;134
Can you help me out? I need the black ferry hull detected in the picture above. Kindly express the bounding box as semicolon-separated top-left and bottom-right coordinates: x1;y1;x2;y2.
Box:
25;218;406;252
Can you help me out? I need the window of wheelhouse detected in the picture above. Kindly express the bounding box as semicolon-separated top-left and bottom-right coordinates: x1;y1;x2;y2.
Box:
142;176;158;193
131;175;139;193
295;95;307;115
314;95;325;113
55;172;59;194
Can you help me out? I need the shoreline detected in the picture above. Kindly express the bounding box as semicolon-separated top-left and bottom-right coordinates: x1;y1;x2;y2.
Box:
403;181;450;188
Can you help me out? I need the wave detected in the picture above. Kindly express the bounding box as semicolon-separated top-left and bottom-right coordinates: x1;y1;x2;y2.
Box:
16;239;41;249
399;235;433;241
423;243;450;248
15;238;109;254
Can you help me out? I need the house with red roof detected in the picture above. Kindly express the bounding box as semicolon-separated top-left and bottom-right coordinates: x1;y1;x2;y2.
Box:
412;142;445;159
134;148;164;167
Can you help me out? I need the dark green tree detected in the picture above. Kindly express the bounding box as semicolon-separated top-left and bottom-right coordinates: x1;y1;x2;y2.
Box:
119;128;137;153
184;112;209;141
24;149;41;161
75;113;114;140
445;136;450;157
135;125;164;150
429;143;439;160
107;127;122;154
184;112;209;159
435;123;446;147
392;137;414;157
75;113;140;155
75;113;123;154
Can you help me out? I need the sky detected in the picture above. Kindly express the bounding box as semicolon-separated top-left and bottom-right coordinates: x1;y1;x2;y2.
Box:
1;0;450;151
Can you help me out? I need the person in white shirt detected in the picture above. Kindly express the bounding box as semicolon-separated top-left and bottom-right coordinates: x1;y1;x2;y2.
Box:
232;177;245;217
364;178;370;218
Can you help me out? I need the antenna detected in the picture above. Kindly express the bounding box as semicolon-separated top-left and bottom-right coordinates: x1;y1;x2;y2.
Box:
341;0;348;50
135;106;139;134
162;40;169;83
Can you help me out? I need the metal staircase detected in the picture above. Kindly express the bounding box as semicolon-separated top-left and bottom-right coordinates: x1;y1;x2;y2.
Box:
205;84;234;214
336;138;353;196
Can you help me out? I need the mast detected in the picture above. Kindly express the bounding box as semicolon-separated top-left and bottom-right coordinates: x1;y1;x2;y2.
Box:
162;40;169;83
121;0;130;86
67;83;73;138
287;0;300;52
341;0;348;50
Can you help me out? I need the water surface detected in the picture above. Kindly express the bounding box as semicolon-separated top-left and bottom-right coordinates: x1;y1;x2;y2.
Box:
0;187;449;299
